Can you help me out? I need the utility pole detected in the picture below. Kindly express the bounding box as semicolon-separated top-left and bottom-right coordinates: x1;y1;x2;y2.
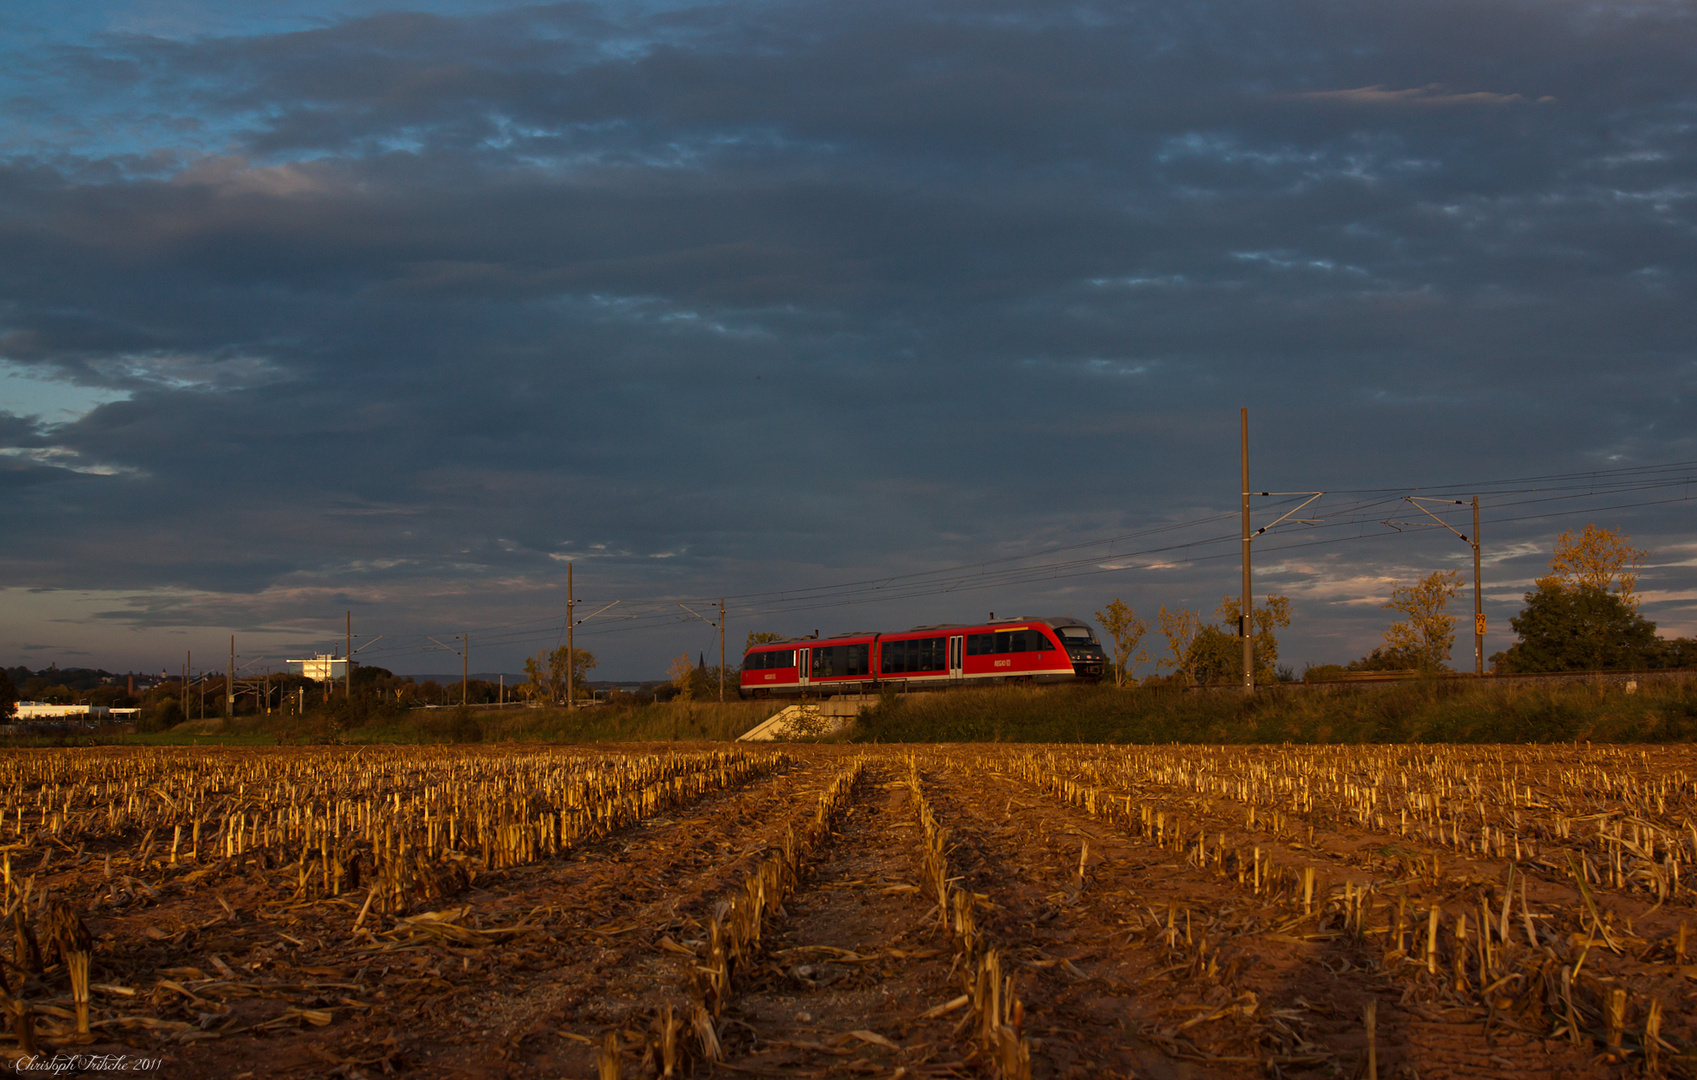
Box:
567;562;575;709
1234;413;1324;694
677;600;728;702
425;633;467;706
1473;496;1484;676
226;636;234;718
345;611;353;702
183;652;189;715
1240;407;1254;695
1391;496;1484;676
563;586;620;706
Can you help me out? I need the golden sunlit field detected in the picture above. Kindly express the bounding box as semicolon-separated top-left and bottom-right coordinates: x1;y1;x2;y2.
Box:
1;743;1693;1078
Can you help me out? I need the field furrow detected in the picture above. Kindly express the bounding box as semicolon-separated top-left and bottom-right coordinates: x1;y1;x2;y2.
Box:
0;743;1691;1079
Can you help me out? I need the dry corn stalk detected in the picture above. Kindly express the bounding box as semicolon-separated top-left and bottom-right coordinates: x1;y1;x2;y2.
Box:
691;1001;721;1062
596;1029;621;1080
686;759;864;1020
655;1003;682;1077
46;900;93;1035
12;909;40;975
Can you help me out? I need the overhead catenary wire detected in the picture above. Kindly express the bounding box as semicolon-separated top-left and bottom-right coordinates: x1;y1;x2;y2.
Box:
342;457;1697;663
350;485;1695;661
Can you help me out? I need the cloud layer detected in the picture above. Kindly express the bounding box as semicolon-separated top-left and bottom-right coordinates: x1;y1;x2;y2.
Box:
2;0;1694;676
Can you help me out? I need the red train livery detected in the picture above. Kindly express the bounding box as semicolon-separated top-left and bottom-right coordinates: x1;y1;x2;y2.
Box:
739;616;1107;698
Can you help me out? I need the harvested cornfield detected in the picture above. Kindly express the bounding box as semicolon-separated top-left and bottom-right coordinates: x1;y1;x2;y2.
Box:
0;743;1693;1078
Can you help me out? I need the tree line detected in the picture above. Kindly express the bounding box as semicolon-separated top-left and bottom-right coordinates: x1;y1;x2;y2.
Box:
1093;523;1695;687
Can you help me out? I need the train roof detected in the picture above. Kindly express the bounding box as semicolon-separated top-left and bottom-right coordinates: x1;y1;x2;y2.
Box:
905;615;1085;632
743;615;1095;651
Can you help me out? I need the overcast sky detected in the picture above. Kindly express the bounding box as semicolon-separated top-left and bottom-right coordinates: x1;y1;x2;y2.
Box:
2;0;1694;681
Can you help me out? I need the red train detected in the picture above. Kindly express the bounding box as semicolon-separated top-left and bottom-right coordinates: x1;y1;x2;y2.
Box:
739;616;1107;698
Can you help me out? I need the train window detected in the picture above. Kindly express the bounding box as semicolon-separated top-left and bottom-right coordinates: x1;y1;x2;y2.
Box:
880;640;903;674
971;630;1044;654
881;637;946;673
918;637;944;669
749;649;792;670
811;646;836;678
811;644;868;678
1057;626;1097;643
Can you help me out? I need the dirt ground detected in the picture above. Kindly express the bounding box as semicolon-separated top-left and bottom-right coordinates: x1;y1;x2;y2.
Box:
5;743;1694;1078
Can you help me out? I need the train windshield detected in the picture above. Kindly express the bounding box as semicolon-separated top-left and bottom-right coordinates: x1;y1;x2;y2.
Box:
1056;626;1098;644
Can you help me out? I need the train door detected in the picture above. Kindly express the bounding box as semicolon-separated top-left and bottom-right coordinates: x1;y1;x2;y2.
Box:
948;635;964;682
798;647;812;690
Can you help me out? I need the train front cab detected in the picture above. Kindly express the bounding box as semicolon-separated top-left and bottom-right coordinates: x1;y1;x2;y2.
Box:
957;623;1075;684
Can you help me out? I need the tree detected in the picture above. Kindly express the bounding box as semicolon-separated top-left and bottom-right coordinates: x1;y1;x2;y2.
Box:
745;631;785;651
1663;637;1697;670
522;646;598;703
520;655;547;703
1346;645;1424;672
1538;524;1648;609
566;648;598;698
1213;594;1292;683
1494;583;1662;672
1094;599;1149;688
1156;606;1204;686
1380;570;1462;672
1186;625;1242;686
0;669;15;720
667;654;697;702
139;696;182;733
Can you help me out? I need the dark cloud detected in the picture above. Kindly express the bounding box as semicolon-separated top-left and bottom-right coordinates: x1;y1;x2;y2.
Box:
1;0;1694;676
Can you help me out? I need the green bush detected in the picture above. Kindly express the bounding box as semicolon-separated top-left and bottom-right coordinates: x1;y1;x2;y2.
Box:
139;696;183;733
446;706;484;744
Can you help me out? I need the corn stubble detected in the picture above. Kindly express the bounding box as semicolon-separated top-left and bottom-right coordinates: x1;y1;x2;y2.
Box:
0;745;788;1053
1008;743;1693;1072
908;755;1031;1080
0;742;1687;1076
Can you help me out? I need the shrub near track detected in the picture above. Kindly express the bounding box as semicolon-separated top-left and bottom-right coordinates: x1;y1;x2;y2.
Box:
851;681;1697;744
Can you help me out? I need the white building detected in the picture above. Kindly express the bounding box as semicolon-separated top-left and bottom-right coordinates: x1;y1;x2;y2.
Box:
288;654;348;681
15;703;111;720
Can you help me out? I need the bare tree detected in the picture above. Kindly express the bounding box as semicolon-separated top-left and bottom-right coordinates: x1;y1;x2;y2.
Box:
1382;571;1462;671
523;646;597;703
1157;606;1204;686
1094;599;1149;688
667;653;696;702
